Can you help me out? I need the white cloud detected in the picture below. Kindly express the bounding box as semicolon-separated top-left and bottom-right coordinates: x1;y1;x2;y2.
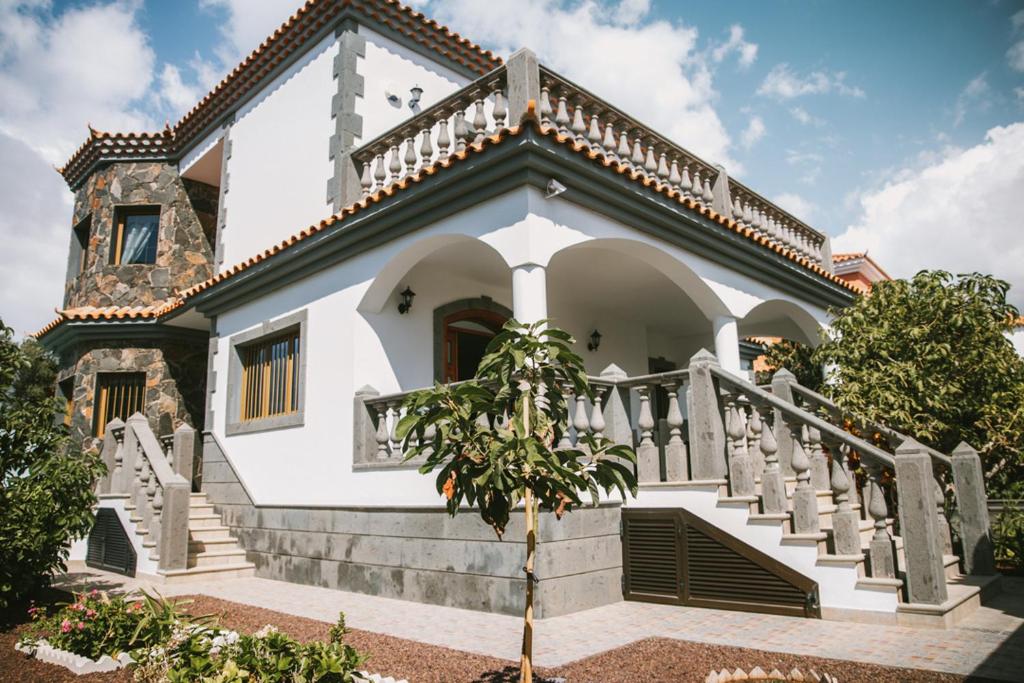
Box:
1014;9;1024;33
1008;41;1024;72
740;115;765;149
953;73;991;126
757;63;865;100
784;149;823;185
429;0;739;167
773;192;817;223
710;24;758;69
789;106;822;126
198;0;299;67
1016;86;1024;103
833;122;1024;308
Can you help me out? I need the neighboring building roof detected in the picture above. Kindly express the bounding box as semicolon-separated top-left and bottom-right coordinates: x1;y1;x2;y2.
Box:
832;251;892;279
57;0;502;190
831;251;892;294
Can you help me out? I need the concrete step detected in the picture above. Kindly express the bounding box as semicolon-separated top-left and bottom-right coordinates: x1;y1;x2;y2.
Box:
190;492;208;503
188;513;225;529
189;525;233;542
188;548;249;569
189;503;216;516
188;536;241;553
158;562;256;584
817;553;867;577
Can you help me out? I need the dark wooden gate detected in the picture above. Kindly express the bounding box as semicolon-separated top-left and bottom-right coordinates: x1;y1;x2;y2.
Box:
86;508;137;576
622;508;819;617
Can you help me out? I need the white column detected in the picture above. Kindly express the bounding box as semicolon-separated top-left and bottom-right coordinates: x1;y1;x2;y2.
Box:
712;315;742;374
512;263;547;324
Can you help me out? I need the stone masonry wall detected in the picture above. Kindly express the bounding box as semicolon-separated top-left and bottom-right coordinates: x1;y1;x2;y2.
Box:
64;162;218;309
202;435;624;618
58;339;208;452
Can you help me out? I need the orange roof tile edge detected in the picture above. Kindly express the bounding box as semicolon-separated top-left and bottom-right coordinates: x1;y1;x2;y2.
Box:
40;112;859;339
34;306;163;339
58;0;502;187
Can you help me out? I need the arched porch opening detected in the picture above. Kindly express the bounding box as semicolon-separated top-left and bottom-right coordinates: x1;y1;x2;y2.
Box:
737;299;824;349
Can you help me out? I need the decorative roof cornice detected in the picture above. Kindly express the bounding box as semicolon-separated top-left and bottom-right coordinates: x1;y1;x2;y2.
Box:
57;0;502;190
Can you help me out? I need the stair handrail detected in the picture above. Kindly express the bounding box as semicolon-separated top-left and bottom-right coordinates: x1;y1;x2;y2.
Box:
782;378;952;467
110;414;193;573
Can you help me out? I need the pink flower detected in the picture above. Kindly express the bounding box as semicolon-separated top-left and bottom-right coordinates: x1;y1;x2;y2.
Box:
61;620;71;634
77;622;85;631
89;589;99;597
71;603;84;611
129;602;141;611
27;607;37;615
85;609;96;618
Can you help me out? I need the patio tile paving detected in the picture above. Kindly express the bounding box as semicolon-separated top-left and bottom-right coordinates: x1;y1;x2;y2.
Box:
55;569;1024;680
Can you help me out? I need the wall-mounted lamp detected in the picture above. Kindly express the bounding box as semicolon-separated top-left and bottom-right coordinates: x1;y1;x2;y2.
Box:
408;85;423;111
587;329;602;352
398;286;416;314
545;178;567;198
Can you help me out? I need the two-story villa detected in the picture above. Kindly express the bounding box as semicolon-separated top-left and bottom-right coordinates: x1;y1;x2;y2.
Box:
41;0;997;628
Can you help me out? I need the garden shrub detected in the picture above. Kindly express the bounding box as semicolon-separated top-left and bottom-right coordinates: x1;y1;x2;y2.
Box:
0;319;104;607
19;590;189;660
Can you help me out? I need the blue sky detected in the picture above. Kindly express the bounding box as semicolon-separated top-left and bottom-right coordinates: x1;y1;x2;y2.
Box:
0;0;1022;337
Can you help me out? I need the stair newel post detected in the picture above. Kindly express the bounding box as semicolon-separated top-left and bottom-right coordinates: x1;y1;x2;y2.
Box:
759;416;787;514
663;380;688;481
746;407;764;478
158;476;191;572
951;442;995;575
353;386;380;466
725;397;755;497
933;472;954;557
895;440;949;604
865;463;897;578
770;368;797;476
687;350;727;480
598;365;634;467
788;422;820;534
110;421;126;494
808;426;829;492
171;424;197;485
98;418;123;494
120;417;141;498
635;386;658;482
829;443;862;556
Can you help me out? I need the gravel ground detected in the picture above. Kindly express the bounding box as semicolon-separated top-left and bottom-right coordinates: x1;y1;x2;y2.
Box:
1;592;1000;683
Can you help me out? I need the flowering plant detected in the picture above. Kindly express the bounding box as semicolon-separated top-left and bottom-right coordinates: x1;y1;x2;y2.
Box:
18;589;187;661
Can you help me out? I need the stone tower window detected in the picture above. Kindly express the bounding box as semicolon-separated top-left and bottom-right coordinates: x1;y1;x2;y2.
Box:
111;206;161;265
93;372;145;437
72;216;91;273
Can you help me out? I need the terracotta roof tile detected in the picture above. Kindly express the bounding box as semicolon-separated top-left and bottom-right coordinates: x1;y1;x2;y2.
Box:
831;252;864;263
57;0;502;189
34;305;162;339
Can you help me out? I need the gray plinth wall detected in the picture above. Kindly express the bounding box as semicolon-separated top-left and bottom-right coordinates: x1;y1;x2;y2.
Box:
201;436;623;618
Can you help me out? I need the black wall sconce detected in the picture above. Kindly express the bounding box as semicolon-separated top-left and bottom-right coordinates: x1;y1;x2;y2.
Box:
587;329;602;352
408;85;423;111
398;286;416;314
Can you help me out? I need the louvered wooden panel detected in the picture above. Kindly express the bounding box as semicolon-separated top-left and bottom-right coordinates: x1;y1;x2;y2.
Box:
622;510;683;604
622;509;820;618
86;508;136;577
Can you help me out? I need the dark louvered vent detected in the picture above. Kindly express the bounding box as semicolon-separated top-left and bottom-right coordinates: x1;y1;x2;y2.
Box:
622;509;819;618
622;511;683;604
86;508;137;576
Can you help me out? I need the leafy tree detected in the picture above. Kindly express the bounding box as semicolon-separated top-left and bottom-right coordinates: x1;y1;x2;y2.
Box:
396;320;638;683
756;338;823;391
0;319;104;607
814;271;1024;497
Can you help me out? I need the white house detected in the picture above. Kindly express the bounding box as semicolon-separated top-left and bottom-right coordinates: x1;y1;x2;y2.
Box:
41;0;997;627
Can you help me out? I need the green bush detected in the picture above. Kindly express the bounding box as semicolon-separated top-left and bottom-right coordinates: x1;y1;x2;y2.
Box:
19;590;188;660
132;612;367;683
992;505;1024;570
0;320;104;607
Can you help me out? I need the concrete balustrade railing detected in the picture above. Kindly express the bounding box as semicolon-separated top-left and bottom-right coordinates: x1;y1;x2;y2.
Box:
780;377;994;577
536;67;830;269
96;414;193;572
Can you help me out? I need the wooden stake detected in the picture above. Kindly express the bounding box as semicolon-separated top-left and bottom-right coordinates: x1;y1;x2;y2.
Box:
520;390;535;683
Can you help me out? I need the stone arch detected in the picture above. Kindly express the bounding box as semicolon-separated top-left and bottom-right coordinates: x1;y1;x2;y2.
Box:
738;298;824;347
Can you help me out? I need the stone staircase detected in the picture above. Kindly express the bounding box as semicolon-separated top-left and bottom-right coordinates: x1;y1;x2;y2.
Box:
157;492;255;583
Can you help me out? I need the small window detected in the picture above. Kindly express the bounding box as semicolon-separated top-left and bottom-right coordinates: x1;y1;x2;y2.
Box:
111;206;161;265
58;378;74;428
73;216;92;273
93;372;146;437
240;330;301;422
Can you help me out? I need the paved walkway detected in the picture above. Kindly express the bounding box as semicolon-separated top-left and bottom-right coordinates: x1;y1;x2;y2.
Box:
56;569;1024;681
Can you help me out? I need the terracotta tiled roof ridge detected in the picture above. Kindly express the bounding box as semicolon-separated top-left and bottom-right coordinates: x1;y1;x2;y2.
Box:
34;305;163;338
57;0;501;188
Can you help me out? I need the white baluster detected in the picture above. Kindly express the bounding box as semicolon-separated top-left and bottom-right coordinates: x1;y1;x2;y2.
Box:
492;89;507;129
436;117;451;161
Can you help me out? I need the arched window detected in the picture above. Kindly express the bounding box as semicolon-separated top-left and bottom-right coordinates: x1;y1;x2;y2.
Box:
433;298;511;382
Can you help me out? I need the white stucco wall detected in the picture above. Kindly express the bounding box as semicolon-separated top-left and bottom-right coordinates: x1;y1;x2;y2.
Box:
355;27;469;146
209;186;834;508
219;33;338;269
